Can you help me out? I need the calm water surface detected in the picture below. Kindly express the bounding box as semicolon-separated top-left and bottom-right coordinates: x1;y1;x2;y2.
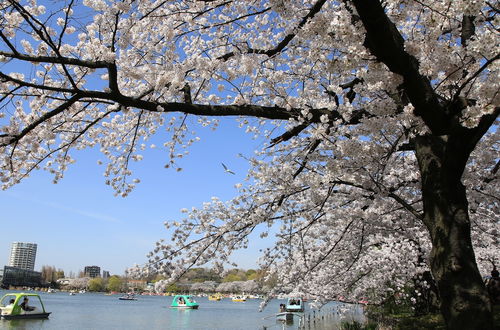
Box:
0;291;363;330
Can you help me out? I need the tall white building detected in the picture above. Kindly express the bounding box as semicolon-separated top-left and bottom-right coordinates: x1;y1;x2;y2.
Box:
8;242;37;271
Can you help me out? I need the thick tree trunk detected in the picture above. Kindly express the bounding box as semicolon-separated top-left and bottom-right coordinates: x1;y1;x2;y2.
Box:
415;135;493;329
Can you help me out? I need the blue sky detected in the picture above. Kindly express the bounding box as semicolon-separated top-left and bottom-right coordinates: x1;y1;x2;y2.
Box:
0;118;271;276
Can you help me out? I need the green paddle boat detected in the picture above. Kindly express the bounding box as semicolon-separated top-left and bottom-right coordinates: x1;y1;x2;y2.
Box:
170;295;199;309
285;297;304;312
0;293;51;320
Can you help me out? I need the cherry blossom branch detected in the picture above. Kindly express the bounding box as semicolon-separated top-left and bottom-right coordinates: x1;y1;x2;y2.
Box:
8;1;78;89
175;6;272;39
0;94;81;147
388;191;423;220
342;224;365;275
351;0;447;134
453;53;500;103
0;31;20;55
141;1;232;21
472;189;500;203
57;0;75;49
13;106;115;184
305;218;357;275
218;0;328;60
0;51;110;68
151;220;257;279
120;109;144;187
0;85;21;104
269;106;369;147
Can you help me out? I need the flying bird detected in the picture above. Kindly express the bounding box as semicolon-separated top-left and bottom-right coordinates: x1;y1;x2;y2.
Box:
221;163;235;175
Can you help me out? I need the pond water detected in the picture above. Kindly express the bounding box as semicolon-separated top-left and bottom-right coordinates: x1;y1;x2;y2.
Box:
0;291;365;330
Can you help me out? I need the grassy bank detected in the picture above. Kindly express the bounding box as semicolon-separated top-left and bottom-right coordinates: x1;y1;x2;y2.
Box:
356;304;500;329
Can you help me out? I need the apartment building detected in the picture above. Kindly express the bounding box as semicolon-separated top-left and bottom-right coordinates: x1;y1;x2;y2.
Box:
8;242;37;271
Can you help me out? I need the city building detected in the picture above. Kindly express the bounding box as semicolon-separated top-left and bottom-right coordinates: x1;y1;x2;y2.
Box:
8;242;37;271
84;266;101;278
1;266;42;288
102;270;110;279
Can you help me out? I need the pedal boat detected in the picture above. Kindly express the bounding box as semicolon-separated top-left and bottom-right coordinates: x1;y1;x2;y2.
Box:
285;297;304;312
231;295;246;302
0;293;51;320
118;293;137;300
208;294;222;301
170;295;199;309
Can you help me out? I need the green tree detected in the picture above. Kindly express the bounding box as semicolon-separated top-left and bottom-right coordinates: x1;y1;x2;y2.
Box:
41;265;65;284
107;276;123;292
222;269;247;282
88;278;104;292
165;283;182;293
184;268;222;283
55;269;65;280
245;270;257;280
41;265;54;283
222;274;241;282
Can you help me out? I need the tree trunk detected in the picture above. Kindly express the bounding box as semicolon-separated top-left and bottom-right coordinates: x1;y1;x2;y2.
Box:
415;135;493;329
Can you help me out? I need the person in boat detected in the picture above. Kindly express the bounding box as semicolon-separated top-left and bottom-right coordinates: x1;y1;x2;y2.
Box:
1;299;16;315
20;297;35;312
6;299;15;308
177;297;185;305
486;268;500;305
279;303;286;312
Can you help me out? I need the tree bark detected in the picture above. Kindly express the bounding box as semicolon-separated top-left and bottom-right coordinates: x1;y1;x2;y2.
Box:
415;135;493;329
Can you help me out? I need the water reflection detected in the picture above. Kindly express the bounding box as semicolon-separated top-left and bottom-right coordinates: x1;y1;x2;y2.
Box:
1;318;48;329
169;307;195;328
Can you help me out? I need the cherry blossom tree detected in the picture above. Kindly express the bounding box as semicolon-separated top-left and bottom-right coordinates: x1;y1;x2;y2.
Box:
0;1;498;328
215;280;259;294
190;281;217;293
68;277;90;290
